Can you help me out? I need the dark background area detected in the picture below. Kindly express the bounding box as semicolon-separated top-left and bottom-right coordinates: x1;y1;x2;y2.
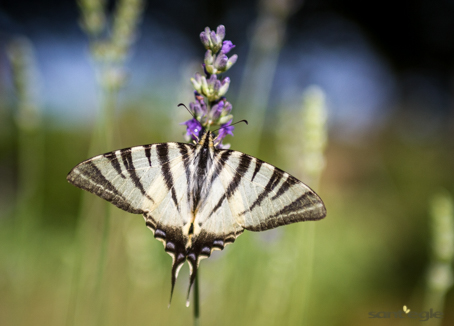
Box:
3;0;454;71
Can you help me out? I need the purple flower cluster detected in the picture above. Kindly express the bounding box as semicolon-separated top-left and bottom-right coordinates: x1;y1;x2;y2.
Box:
182;25;237;149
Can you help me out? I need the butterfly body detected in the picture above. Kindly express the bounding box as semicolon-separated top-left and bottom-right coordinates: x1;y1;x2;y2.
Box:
67;130;326;303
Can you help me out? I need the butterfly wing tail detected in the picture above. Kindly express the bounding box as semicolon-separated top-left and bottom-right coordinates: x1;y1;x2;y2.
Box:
168;253;186;307
185;255;199;307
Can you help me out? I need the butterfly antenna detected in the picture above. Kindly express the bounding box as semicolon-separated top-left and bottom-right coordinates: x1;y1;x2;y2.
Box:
232;119;248;126
213;119;248;146
212;119;248;134
178;103;196;119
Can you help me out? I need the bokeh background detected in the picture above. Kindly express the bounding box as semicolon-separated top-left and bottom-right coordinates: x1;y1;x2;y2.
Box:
1;0;454;325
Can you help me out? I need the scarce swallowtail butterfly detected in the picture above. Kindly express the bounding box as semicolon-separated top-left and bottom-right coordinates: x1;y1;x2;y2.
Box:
67;129;326;305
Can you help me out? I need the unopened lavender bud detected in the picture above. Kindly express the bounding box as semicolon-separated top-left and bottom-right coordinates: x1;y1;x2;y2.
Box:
204;50;214;65
210;30;217;41
207;74;217;87
204;50;216;74
201;76;209;97
201;26;226;52
223;101;232;114
190;73;203;92
214;53;228;71
219;114;233;125
213;79;221;93
216;25;225;41
200;31;210;49
226;54;238;70
205;64;215;74
211;101;224;120
189;102;197;114
221;40;235;54
218;77;230;96
210;30;222;53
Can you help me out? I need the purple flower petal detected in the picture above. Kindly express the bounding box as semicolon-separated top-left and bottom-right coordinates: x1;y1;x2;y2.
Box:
211;100;225;120
182;118;203;140
221;40;235;54
217;119;234;142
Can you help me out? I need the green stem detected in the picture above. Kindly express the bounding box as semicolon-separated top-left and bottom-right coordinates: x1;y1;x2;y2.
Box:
193;272;200;326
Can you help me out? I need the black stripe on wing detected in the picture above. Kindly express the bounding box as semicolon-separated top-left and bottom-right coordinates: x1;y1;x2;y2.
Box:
209;150;232;185
271;174;299;200
209;153;252;217
247;165;282;212
251;159;263;182
67;161;145;213
246;191;326;231
120;148;154;203
144;145;152;167
103;152;126;179
177;143;193;206
157;143;180;211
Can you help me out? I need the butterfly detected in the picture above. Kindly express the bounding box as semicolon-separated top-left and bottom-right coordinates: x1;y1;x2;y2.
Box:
67;129;326;305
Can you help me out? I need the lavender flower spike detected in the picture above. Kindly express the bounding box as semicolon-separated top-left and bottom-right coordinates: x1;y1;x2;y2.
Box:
183;25;238;148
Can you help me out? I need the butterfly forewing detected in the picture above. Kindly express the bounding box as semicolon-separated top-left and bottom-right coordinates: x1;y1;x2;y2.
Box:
219;151;326;231
67;143;191;213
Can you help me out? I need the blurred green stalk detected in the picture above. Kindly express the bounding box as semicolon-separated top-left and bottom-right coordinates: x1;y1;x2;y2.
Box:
424;192;454;326
236;0;302;155
299;86;327;325
67;0;145;325
7;37;44;326
193;272;200;326
8;38;44;230
275;86;328;324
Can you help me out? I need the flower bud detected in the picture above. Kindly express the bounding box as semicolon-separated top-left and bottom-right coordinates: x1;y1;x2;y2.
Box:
214;54;228;71
218;77;230;96
219;114;233;125
221;40;235;54
200;31;210;49
226;54;238;70
216;25;225;41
